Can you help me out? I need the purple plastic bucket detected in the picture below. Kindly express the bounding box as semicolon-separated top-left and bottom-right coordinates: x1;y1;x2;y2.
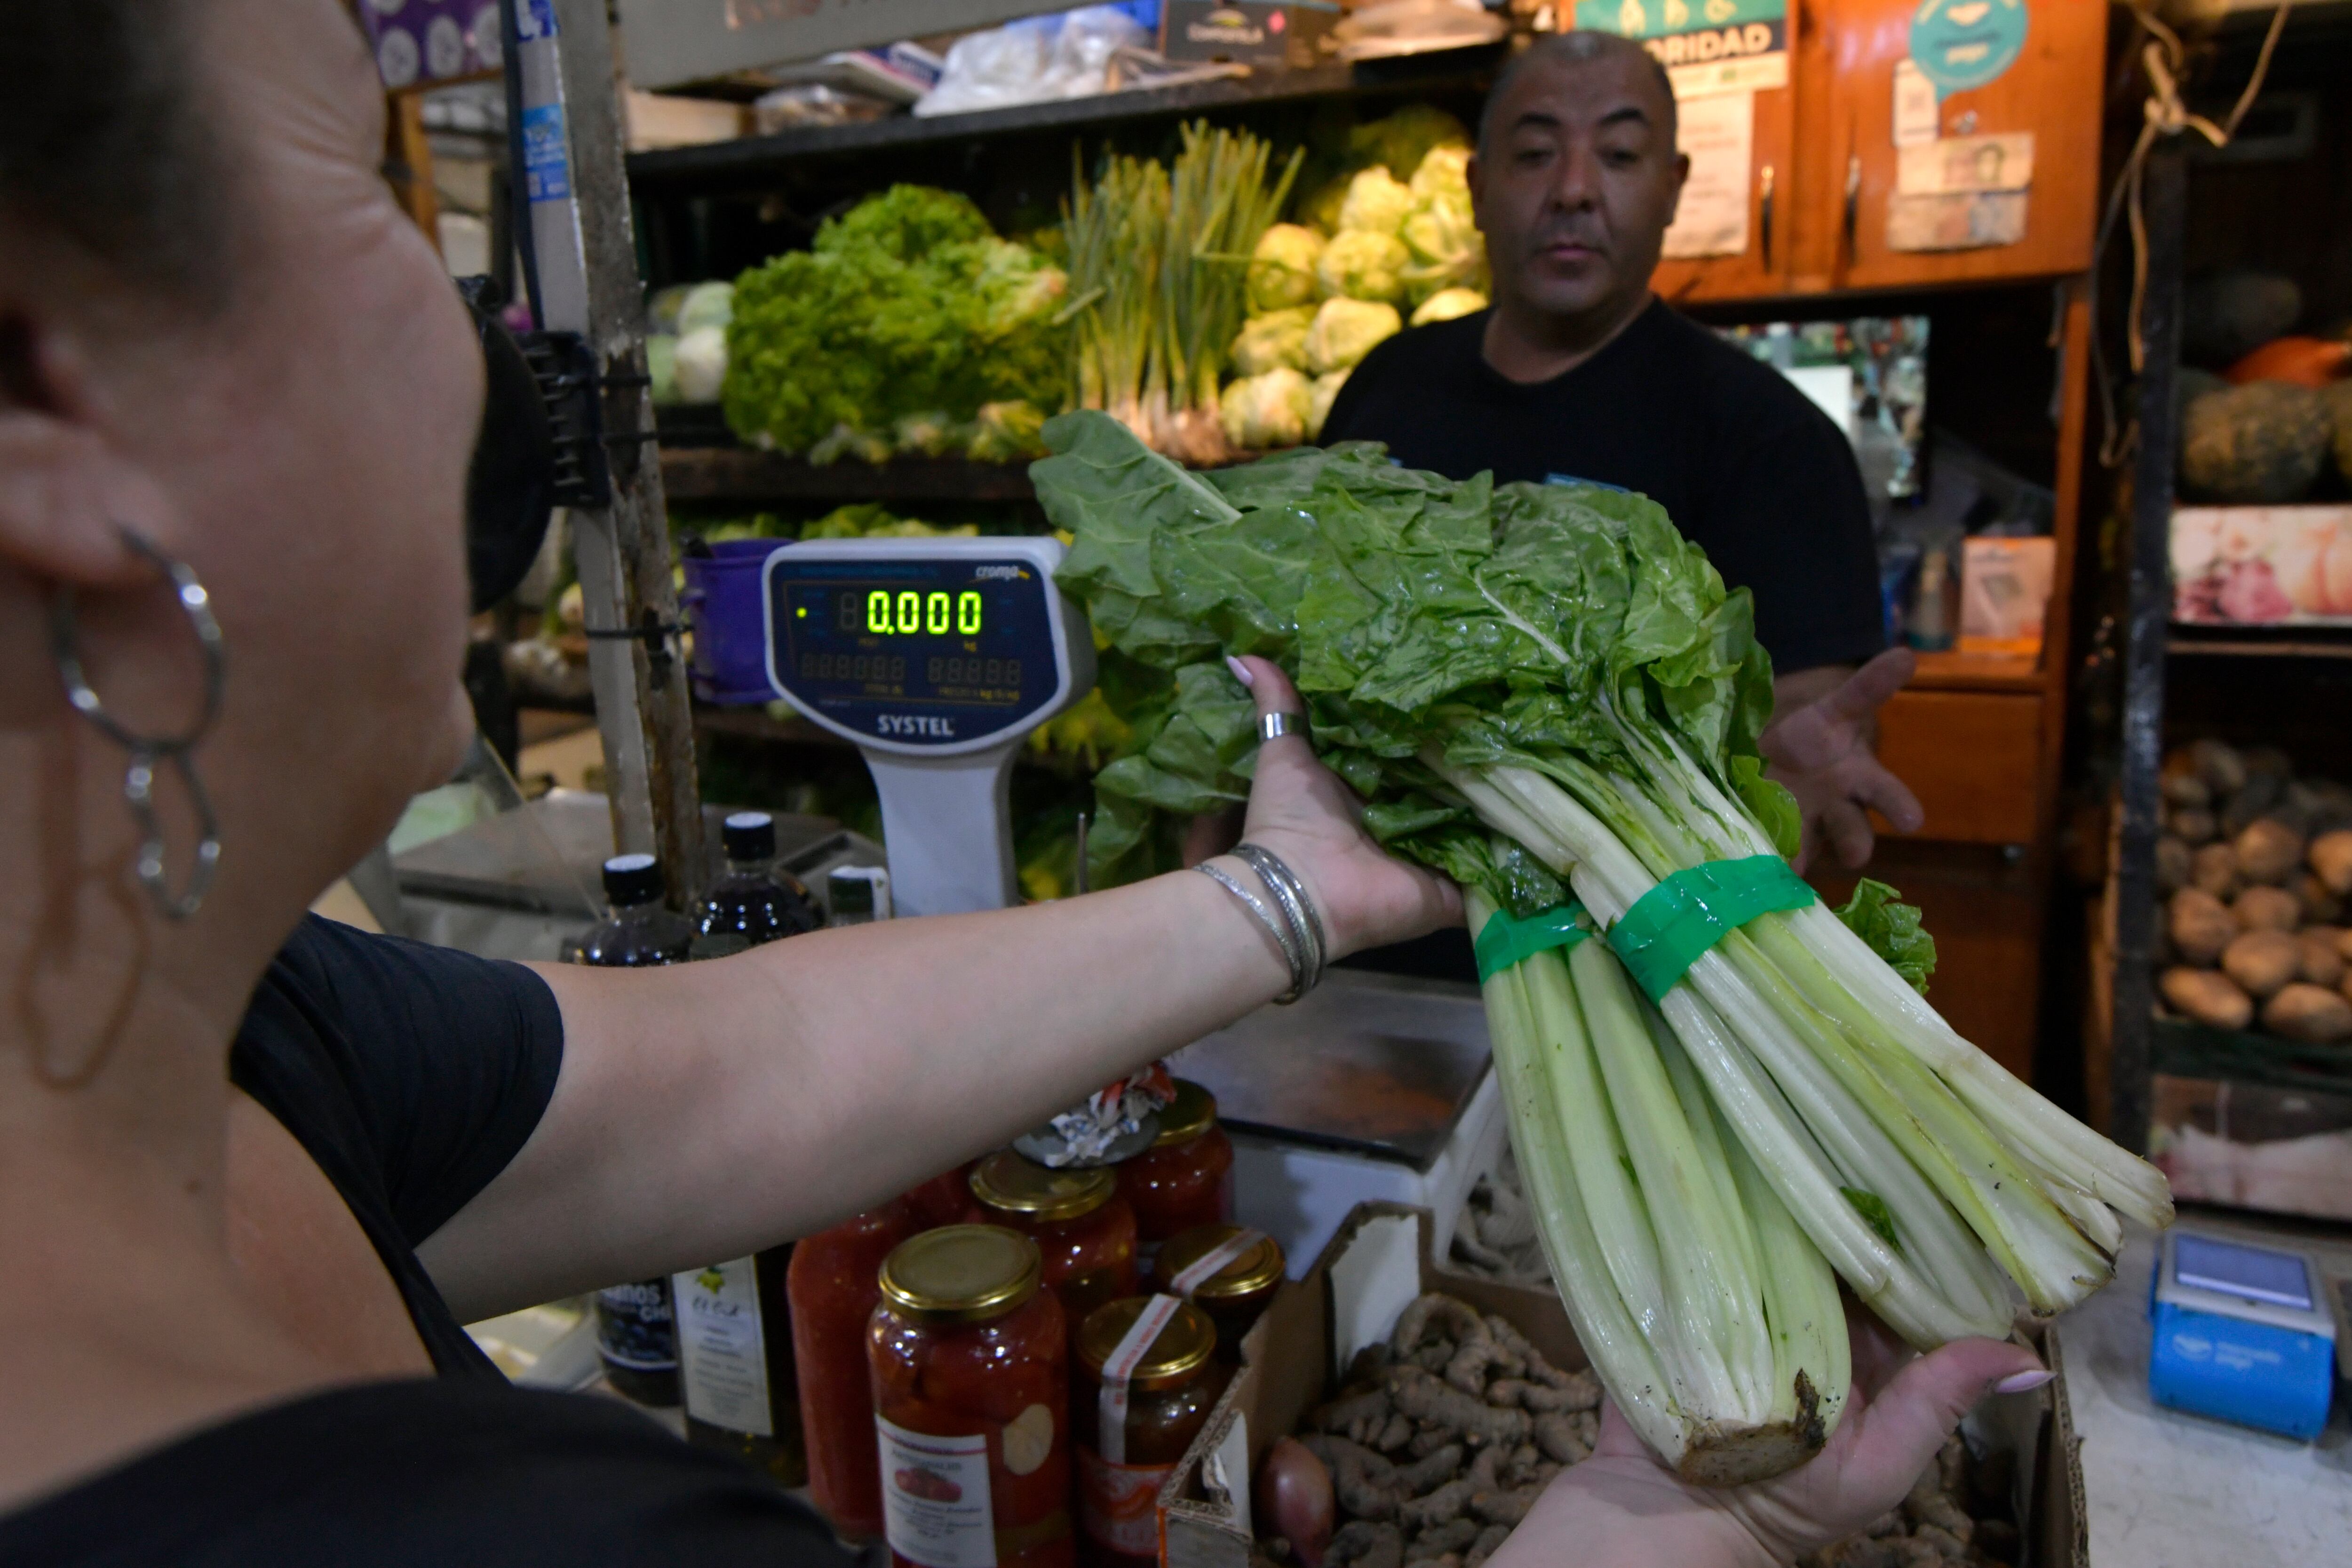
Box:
681;539;782;705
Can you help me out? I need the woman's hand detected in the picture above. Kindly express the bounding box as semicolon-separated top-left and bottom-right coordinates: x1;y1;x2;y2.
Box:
1220;655;1462;959
1491;1315;2050;1568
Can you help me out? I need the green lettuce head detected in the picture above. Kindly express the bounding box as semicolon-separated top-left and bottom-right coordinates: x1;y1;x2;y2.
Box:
1306;298;1401;375
1230;308;1316;376
1248;224;1326;312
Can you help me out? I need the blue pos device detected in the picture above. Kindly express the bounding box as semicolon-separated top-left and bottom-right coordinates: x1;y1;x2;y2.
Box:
2148;1229;2338;1440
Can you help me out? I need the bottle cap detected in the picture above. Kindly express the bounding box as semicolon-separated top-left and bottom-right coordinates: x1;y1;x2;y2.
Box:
970;1150;1116;1224
1076;1295;1216;1385
1153;1224;1284;1300
603;852;663;906
1151;1079;1218;1148
879;1225;1042;1324
829;867;877;918
723;811;777;863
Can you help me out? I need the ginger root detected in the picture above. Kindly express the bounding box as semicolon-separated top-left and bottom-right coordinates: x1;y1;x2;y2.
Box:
1388;1366;1532;1449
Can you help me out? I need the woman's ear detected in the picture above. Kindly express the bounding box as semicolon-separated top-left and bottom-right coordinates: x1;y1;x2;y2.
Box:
0;310;168;590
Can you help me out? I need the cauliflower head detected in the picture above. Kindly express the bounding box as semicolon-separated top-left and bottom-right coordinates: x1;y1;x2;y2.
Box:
1317;229;1411;304
1230;308;1316;376
1248;224;1326;312
1306;298;1401;376
1220;368;1313;452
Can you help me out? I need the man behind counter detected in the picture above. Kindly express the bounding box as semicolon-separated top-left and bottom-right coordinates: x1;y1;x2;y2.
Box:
1323;31;1925;878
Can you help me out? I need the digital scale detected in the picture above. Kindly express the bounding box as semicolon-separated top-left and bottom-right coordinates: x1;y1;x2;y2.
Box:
762;537;1094;918
2149;1228;2339;1441
748;538;1500;1270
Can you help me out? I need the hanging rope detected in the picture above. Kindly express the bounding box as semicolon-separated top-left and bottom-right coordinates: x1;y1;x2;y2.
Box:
2090;2;2293;469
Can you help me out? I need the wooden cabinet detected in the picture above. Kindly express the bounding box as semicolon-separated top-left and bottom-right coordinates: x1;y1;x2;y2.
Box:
1649;3;1803;306
1809;0;2107;293
1875;688;2042;846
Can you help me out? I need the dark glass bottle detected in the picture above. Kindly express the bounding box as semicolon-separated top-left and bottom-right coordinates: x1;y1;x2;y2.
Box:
698;812;822;948
580;853;691;1402
674;1245;807;1487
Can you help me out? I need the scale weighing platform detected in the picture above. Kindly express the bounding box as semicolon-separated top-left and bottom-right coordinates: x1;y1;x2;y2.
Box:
752;537;1501;1268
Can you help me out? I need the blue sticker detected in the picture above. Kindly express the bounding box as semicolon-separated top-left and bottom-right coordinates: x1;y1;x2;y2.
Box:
517;0;560;41
1909;0;2027;99
521;103;570;204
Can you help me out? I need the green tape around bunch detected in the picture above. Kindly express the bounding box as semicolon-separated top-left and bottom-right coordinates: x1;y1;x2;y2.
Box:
1606;855;1817;1003
1474;903;1593;983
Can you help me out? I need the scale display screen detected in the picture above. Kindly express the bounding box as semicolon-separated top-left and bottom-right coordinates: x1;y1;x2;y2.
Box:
767;555;1065;748
2174;1234;2313;1310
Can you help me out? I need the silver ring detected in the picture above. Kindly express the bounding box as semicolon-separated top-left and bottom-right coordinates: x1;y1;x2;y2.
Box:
1259;711;1303;743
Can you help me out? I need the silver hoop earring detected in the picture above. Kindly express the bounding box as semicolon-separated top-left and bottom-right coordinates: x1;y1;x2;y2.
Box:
50;528;227;921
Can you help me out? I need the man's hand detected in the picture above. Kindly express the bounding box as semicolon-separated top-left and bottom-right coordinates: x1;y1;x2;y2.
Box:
1762;649;1924;874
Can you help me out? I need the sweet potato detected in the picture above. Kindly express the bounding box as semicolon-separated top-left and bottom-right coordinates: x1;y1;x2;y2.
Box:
2309;830;2352;896
2169;888;2237;965
2263;983;2352;1044
2234;819;2305;884
2191;843;2239;899
2300;929;2346;988
2233;885;2302;933
2161;967;2253;1030
2222;931;2300;997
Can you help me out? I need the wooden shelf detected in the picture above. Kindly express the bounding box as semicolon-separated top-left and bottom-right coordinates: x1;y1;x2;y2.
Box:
1906;649;2046;693
662;447;1037;505
626;51;1502;191
2167;633;2352;661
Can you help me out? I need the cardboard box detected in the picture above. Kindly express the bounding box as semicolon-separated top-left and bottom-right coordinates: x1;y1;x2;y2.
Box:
1160;0;1341;69
1155;1203;2087;1568
1958;535;2056;658
2172;504;2352;626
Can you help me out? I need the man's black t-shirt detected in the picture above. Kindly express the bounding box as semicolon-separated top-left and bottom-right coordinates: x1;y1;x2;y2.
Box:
1321;299;1886;675
0;916;855;1567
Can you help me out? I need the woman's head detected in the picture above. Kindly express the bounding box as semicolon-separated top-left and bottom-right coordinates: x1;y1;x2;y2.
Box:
0;1;483;1016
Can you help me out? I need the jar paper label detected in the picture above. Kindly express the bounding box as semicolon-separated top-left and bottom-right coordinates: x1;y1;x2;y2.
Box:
672;1258;771;1437
1097;1294;1184;1465
594;1280;676;1371
1078;1449;1173;1557
878;1416;996;1568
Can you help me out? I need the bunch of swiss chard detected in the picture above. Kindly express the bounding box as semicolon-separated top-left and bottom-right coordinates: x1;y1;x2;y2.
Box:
1032;412;2171;1486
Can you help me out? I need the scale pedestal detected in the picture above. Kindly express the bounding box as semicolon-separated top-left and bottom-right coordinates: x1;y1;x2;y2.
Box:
866;747;1019;917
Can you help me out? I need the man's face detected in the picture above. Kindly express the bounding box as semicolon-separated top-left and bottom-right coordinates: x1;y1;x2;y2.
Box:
1468;53;1687;326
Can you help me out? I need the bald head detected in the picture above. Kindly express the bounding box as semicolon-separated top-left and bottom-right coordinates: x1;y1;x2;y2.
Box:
1478;32;1678;157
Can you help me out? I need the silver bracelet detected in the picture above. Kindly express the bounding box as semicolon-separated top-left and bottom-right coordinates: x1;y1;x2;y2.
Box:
1195;859;1308;1003
1233;843;1326;998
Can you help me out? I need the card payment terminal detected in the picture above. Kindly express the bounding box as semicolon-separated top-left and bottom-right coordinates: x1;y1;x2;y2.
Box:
2149;1228;2338;1440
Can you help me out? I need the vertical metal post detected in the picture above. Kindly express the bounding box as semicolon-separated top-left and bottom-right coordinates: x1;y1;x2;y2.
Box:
510;0;704;902
2110;144;2187;1154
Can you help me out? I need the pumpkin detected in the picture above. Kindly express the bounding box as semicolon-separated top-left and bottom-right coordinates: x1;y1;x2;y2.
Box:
2180;381;2333;503
2224;336;2352;389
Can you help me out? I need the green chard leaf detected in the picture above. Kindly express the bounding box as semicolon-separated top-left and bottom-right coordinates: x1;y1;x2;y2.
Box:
1729;755;1803;862
1840;1186;1902;1253
1835;878;1938;995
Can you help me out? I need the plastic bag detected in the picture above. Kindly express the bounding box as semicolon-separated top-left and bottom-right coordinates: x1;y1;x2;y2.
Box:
914;6;1148;118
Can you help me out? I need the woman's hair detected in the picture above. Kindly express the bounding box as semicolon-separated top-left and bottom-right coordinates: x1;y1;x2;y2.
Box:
0;0;229;301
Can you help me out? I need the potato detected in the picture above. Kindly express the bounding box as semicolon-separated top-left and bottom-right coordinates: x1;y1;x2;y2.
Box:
2298;929;2345;988
2156;836;2193;893
2191;842;2239;899
2169;888;2237;965
2232;884;2302;932
2161;772;2212;809
2263;983;2352;1044
2233;818;2305;884
2337;927;2352;965
2296;871;2344;925
2245;746;2294;780
2162;966;2253;1030
2309;829;2352;896
2220;775;2282;838
2190;738;2248;796
2222;931;2300;997
2171;809;2218;846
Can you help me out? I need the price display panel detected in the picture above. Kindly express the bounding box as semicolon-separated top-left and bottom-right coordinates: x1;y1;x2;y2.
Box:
767;555;1065;749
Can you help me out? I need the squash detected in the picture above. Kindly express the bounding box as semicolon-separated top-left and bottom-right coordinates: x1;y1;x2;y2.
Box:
2326;379;2352;489
2223;336;2352;389
2180;381;2333;503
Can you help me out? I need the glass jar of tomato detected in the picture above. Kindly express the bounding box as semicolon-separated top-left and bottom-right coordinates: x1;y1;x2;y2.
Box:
904;1162;978;1231
1071;1296;1225;1568
788;1200;921;1543
869;1226;1074;1568
1112;1080;1232;1265
969;1152;1138;1326
1151;1225;1284;1365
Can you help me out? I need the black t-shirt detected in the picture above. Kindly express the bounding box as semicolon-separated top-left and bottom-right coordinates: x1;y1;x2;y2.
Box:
1321;299;1886;676
1;916;855;1566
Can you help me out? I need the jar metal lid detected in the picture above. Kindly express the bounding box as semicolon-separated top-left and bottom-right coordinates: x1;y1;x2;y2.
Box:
970;1150;1116;1223
878;1225;1041;1323
1153;1224;1285;1299
1150;1079;1218;1148
1076;1295;1217;1385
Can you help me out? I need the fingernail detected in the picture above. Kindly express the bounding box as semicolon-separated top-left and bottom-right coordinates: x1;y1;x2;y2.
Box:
1225;655;1255;689
1992;1369;2053;1394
